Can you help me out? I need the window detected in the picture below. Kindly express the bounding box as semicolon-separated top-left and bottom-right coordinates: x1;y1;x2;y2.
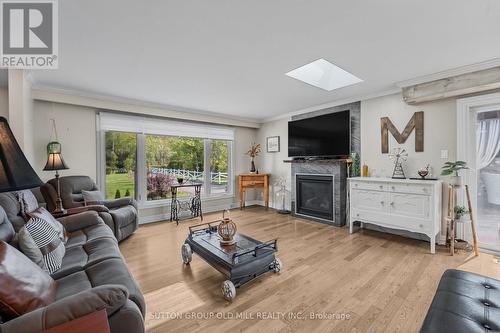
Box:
105;132;136;200
98;113;234;206
146;135;204;200
210;140;230;195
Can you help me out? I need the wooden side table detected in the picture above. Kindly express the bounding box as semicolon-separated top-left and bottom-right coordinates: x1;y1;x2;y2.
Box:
239;174;269;209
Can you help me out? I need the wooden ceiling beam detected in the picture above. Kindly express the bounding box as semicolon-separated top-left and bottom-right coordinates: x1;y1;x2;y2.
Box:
402;66;500;105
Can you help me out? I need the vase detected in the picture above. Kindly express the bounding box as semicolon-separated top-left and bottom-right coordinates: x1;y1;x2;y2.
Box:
448;175;462;187
250;157;256;173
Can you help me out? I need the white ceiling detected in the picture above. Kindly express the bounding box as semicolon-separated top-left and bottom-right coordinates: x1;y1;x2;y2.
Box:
30;0;500;121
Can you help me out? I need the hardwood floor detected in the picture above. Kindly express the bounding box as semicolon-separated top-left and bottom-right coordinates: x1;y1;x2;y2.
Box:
120;207;500;333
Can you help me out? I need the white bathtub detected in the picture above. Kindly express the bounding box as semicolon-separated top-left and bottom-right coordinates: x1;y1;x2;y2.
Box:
482;172;500;205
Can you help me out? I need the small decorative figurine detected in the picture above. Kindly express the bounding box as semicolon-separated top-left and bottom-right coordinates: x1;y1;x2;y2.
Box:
418;164;430;179
389;147;408;179
217;210;237;246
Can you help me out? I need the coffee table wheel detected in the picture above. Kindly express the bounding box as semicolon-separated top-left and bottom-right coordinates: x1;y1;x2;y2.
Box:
181;243;192;264
273;257;283;273
221;280;236;301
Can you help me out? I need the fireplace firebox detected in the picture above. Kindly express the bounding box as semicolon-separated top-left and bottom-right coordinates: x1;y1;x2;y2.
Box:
295;174;334;222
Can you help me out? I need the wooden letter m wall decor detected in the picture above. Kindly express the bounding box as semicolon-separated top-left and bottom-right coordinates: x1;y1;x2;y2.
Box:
380;111;424;153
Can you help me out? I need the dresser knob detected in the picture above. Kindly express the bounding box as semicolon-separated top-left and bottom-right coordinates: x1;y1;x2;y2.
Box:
390;202;394;206
379;185;383;189
380;201;385;205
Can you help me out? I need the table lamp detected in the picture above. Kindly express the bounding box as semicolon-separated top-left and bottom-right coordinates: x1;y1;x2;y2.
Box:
0;117;42;192
43;147;69;214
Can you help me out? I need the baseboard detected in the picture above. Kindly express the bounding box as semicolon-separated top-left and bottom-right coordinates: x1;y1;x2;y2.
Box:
138;201;265;224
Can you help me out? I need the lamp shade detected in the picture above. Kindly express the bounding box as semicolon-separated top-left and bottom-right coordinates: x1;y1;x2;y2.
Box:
43;153;69;171
0;117;43;192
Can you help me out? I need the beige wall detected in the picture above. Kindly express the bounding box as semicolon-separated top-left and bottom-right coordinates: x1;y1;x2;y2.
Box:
257;93;458;186
0;88;8;119
360;93;457;242
33;101;97;182
256;93;459;231
255;119;290;208
6;71;35;163
360;93;456;178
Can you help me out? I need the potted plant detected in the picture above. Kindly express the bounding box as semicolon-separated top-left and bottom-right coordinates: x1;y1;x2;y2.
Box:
454;205;470;222
245;143;261;173
441;161;468;186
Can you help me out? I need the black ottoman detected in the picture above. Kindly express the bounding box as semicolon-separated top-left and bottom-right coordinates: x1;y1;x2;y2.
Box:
420;269;500;333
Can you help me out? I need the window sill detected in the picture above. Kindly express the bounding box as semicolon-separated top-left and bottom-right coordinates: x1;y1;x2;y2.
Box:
138;193;235;209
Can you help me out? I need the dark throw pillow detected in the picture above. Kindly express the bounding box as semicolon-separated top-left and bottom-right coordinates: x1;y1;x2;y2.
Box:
0;240;56;319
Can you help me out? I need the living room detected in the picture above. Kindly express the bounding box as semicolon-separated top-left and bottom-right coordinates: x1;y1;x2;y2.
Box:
0;1;499;333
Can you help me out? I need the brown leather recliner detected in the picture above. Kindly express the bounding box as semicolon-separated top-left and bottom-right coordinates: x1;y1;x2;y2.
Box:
41;176;139;242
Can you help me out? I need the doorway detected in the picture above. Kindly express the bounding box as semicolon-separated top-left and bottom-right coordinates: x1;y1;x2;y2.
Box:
457;93;500;253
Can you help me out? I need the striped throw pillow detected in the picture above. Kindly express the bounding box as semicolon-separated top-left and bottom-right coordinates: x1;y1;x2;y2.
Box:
18;217;65;274
28;207;68;244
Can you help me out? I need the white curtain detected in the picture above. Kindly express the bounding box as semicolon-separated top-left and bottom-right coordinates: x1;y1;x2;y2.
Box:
476;118;500;169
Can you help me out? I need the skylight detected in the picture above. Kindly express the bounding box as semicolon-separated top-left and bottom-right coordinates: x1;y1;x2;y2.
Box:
286;59;363;91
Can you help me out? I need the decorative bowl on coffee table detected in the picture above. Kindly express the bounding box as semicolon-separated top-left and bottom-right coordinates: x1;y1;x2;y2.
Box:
181;221;281;301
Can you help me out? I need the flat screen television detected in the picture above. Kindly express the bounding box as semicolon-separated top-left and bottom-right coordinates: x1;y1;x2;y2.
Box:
288;110;350;158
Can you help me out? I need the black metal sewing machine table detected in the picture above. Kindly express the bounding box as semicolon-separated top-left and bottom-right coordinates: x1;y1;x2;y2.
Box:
181;221;282;301
170;182;203;225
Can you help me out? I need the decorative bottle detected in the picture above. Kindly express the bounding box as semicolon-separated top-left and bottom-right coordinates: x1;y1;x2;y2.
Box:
362;162;369;177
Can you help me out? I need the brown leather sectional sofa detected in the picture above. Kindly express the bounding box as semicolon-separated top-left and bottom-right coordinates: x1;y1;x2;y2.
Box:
0;190;145;333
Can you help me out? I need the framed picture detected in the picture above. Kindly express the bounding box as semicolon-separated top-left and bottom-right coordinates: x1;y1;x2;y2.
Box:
267;136;280;153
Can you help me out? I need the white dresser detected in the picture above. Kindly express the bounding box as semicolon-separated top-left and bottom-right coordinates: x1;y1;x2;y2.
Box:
349;177;442;254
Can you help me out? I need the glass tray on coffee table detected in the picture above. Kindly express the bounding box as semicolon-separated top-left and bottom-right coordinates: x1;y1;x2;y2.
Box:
181;221;282;301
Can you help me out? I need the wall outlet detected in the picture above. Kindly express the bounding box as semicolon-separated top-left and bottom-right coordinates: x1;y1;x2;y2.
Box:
440;150;448;159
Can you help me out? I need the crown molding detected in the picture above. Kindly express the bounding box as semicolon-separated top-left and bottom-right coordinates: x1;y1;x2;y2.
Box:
260;87;400;123
31;85;261;129
395;58;500;88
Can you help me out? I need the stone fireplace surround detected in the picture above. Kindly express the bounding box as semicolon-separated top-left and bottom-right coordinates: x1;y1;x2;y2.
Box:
290;160;347;226
287;101;360;227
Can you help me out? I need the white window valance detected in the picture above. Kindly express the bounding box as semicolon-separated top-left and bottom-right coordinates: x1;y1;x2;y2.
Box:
98;112;235;141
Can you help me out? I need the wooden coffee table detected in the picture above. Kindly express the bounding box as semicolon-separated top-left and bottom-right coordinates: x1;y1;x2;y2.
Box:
181;221;282;301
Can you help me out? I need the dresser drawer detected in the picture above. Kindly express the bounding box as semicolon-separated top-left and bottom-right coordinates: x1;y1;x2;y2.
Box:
351;209;388;224
389;183;432;195
350;181;387;191
241;180;264;187
389;193;431;220
240;175;265;181
351;189;389;212
351;208;430;231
